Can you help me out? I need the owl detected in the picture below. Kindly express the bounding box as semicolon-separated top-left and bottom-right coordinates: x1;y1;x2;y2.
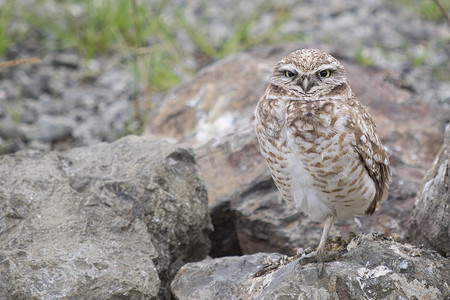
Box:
254;49;391;261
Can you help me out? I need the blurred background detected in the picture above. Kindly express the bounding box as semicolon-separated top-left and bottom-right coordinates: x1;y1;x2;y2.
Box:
0;0;448;153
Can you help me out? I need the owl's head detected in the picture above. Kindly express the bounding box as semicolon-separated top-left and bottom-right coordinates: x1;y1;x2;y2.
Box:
267;49;351;101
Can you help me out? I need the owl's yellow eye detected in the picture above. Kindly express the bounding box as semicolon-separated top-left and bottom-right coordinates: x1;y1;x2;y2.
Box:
284;70;296;78
317;70;331;78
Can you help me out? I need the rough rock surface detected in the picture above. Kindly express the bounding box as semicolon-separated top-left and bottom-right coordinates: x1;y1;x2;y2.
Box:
171;234;450;300
0;135;212;299
408;124;449;257
171;253;285;300
146;44;447;256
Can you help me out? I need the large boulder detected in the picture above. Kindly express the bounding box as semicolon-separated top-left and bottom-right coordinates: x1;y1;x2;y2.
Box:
146;44;447;256
0;135;212;299
408;124;449;257
171;234;450;299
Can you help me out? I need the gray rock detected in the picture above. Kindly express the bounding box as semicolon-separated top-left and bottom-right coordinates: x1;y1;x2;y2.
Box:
100;100;133;139
171;234;450;300
171;253;285;300
408;124;449;257
71;115;108;145
0;114;20;138
97;68;134;96
71;100;132;145
0;135;212;299
34;114;76;142
52;52;80;69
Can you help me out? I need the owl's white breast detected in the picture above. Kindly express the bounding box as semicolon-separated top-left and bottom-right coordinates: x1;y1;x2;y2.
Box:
283;148;333;222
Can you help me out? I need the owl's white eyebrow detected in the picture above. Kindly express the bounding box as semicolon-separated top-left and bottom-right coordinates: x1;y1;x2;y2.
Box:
279;63;297;72
316;64;336;71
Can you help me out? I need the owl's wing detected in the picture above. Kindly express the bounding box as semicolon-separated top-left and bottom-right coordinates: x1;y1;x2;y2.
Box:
351;103;391;214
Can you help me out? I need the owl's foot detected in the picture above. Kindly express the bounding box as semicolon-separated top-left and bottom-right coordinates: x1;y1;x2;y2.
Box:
297;248;341;277
296;249;317;265
296;249;340;265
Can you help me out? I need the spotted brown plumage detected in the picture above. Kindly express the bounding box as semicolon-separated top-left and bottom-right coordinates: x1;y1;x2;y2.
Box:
254;49;391;260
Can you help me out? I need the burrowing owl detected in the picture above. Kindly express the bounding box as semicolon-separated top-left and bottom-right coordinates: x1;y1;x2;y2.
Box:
254;49;391;260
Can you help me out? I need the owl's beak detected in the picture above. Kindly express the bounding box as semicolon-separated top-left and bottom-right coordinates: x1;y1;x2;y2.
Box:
299;76;312;93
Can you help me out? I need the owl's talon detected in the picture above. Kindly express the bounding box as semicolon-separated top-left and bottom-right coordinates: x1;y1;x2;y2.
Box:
297;248;340;266
296;250;317;265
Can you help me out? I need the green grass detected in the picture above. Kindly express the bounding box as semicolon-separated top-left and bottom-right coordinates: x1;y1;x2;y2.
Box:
411;49;430;67
355;49;375;67
0;0;17;56
398;0;450;21
3;100;22;125
24;0;155;60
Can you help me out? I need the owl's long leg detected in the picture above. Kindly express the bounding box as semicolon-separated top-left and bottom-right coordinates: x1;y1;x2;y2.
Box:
315;215;335;277
316;214;335;259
